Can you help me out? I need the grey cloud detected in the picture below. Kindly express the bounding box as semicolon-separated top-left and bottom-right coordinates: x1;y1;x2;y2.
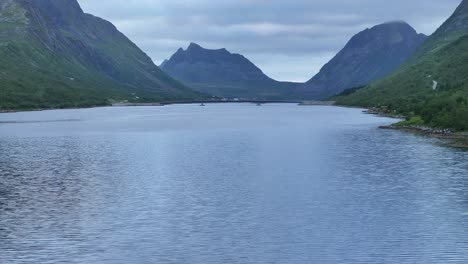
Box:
78;0;461;81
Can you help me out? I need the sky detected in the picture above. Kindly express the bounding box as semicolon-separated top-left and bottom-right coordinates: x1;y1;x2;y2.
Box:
78;0;462;82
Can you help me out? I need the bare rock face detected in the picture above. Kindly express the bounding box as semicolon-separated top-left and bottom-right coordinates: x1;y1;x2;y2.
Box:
296;21;427;100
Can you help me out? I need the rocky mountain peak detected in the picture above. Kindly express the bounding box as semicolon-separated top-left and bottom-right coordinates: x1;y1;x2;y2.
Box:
416;0;468;55
18;0;84;26
439;0;468;32
184;43;230;56
187;42;202;51
159;43;296;98
375;21;418;34
350;21;425;48
297;21;426;99
22;0;83;13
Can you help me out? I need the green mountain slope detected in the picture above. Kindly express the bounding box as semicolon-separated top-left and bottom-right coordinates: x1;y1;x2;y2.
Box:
0;0;199;110
415;0;468;56
336;0;468;131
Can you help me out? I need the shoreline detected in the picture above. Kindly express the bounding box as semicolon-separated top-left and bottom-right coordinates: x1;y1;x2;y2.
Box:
355;106;468;149
379;124;468;149
3;103;467;149
0;103;112;114
0;100;305;114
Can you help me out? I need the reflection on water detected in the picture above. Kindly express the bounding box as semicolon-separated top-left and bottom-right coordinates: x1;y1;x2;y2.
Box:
0;104;467;264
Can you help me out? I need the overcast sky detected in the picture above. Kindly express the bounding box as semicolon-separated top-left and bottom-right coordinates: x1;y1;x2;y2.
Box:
78;0;461;82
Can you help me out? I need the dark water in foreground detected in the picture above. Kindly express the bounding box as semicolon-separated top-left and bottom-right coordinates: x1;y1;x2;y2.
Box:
0;104;467;264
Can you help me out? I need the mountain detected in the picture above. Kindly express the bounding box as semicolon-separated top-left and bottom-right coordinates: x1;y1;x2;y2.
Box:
0;0;199;110
160;43;299;99
336;0;468;131
295;21;427;100
416;0;468;56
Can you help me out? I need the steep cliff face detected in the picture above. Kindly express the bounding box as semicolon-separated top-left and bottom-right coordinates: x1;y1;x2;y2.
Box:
0;0;198;110
161;43;298;99
296;22;426;100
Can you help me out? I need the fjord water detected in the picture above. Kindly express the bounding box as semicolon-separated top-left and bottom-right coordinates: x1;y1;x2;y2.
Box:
0;104;467;264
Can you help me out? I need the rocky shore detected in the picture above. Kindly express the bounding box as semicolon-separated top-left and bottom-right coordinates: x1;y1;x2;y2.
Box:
379;125;468;149
360;107;468;149
299;101;336;106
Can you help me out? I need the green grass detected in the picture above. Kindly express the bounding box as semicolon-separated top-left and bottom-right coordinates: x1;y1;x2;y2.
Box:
335;34;468;131
394;116;425;127
0;3;200;111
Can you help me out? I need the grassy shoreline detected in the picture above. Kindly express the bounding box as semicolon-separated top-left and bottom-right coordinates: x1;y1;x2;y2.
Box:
3;102;467;149
0;103;111;114
360;107;468;149
0;100;305;114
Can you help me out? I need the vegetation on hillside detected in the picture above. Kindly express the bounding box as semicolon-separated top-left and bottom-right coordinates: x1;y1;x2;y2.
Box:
335;35;468;131
0;0;200;111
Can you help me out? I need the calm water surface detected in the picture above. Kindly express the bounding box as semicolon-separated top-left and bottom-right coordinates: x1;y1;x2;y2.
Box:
0;104;467;264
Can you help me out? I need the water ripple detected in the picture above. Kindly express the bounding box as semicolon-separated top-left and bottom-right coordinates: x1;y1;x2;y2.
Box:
0;105;467;264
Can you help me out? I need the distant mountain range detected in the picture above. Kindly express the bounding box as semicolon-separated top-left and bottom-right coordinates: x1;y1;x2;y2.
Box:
294;21;427;100
160;43;299;99
336;0;468;131
1;0;465;126
161;22;427;101
0;0;199;110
